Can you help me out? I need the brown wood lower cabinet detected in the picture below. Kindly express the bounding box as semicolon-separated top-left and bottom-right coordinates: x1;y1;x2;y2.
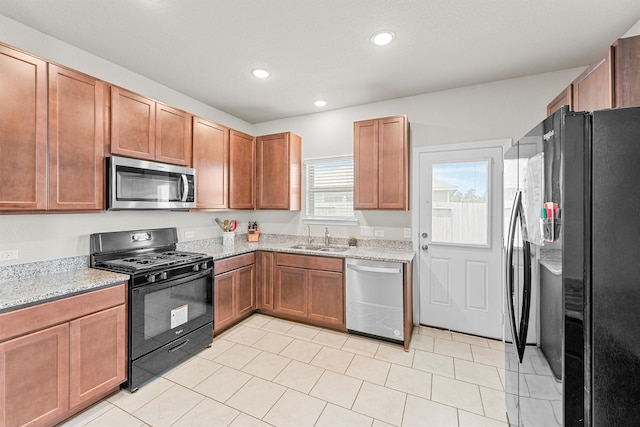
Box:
214;253;256;333
0;283;126;426
273;253;345;330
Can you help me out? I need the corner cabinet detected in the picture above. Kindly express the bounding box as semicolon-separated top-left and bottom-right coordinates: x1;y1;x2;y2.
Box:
214;253;256;333
0;284;126;426
354;115;409;210
256;132;302;210
192;117;229;209
110;86;192;166
256;251;276;313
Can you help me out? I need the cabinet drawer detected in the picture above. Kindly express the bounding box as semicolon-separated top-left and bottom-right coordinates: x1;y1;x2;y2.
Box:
214;252;255;275
0;283;126;343
276;253;343;272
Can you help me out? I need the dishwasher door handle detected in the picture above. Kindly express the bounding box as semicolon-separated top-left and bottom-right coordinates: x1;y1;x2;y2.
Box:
347;264;401;274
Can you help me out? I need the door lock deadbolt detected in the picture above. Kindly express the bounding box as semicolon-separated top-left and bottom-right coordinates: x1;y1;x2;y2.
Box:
421;232;428;238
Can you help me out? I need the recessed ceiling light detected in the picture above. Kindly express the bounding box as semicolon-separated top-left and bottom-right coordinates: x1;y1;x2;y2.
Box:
251;68;270;79
314;100;327;107
371;31;395;46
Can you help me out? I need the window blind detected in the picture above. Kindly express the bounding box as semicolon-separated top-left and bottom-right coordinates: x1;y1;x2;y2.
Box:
304;156;355;220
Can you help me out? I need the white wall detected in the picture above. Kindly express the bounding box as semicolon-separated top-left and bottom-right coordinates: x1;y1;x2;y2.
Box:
0;12;608;266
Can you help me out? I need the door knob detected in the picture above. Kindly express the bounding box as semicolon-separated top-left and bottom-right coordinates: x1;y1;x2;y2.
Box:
421;233;428;238
421;244;429;251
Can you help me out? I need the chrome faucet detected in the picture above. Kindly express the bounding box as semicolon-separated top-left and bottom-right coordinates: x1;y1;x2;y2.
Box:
324;227;330;246
306;224;312;244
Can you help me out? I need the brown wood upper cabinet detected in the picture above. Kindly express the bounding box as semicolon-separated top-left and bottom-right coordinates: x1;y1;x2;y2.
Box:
547;35;640;114
229;129;256;209
354;115;409;210
49;64;105;210
615;35;640;108
110;86;192;166
0;45;48;210
192;117;229;209
572;48;614;112
256;132;302;210
547;86;573;116
0;44;105;211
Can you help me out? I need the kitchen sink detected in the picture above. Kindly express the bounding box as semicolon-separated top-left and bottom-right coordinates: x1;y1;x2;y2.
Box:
289;244;350;252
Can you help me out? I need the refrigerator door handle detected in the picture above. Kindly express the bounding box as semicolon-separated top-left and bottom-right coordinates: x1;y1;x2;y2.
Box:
505;191;533;363
505;191;521;359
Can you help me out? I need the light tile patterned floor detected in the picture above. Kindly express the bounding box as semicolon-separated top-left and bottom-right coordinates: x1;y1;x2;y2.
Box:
61;314;507;427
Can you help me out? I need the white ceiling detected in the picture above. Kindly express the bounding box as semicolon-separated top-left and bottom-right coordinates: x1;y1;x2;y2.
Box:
1;0;640;124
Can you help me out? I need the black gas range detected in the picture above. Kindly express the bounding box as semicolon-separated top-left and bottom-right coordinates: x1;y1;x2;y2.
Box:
90;228;214;392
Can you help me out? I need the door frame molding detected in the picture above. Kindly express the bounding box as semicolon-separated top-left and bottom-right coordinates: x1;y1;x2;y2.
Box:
410;139;512;326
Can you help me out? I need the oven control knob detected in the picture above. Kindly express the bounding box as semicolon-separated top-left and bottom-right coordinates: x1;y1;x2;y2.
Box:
147;274;156;283
192;264;200;272
159;272;168;280
200;261;208;270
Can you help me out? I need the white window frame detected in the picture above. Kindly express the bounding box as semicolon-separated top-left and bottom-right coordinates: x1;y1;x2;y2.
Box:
303;155;358;226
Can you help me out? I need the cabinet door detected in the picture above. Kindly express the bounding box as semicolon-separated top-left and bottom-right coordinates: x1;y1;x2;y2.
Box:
573;48;614;112
156;103;192;166
214;271;236;331
69;305;126;408
192;117;229;209
0;45;47;210
256;251;276;311
110;86;156;160
378;115;408;210
256;132;301;210
275;266;308;319
354;119;379;209
0;323;70;426
616;35;640;108
547;85;573;116
236;264;256;319
229;129;255;209
48;64;105;210
307;269;345;327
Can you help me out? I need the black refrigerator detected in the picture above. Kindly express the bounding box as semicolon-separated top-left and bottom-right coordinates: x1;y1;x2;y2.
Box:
504;105;640;426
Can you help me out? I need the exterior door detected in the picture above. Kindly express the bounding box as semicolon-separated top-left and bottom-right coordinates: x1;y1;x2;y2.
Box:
418;144;504;338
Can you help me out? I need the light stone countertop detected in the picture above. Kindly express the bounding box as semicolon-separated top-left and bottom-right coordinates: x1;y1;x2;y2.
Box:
0;268;129;313
0;235;414;313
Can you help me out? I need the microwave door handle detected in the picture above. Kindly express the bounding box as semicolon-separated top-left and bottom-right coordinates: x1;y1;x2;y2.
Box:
505;191;522;360
180;174;188;202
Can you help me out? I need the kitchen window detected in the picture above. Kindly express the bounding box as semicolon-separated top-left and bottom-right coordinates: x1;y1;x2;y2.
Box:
303;155;357;225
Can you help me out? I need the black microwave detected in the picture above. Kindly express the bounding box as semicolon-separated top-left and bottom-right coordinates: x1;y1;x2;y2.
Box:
107;155;196;210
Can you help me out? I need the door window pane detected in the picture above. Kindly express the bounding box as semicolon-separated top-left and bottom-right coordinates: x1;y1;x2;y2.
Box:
432;161;489;245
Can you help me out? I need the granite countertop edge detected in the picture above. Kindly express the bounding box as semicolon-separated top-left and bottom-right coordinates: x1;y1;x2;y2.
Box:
0;269;129;313
0;241;414;313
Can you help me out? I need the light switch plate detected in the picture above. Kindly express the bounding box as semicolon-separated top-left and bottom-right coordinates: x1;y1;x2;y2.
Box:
184;231;195;239
403;228;411;238
374;230;384;237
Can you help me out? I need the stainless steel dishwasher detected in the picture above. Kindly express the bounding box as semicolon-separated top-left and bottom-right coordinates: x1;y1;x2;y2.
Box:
346;258;404;342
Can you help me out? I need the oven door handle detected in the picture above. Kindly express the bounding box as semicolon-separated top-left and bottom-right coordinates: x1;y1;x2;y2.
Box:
133;268;213;295
168;338;190;353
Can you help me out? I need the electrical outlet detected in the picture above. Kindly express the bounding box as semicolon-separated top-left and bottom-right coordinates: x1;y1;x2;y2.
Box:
184;231;195;239
360;226;374;236
403;228;411;238
374;230;384;237
0;250;18;261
